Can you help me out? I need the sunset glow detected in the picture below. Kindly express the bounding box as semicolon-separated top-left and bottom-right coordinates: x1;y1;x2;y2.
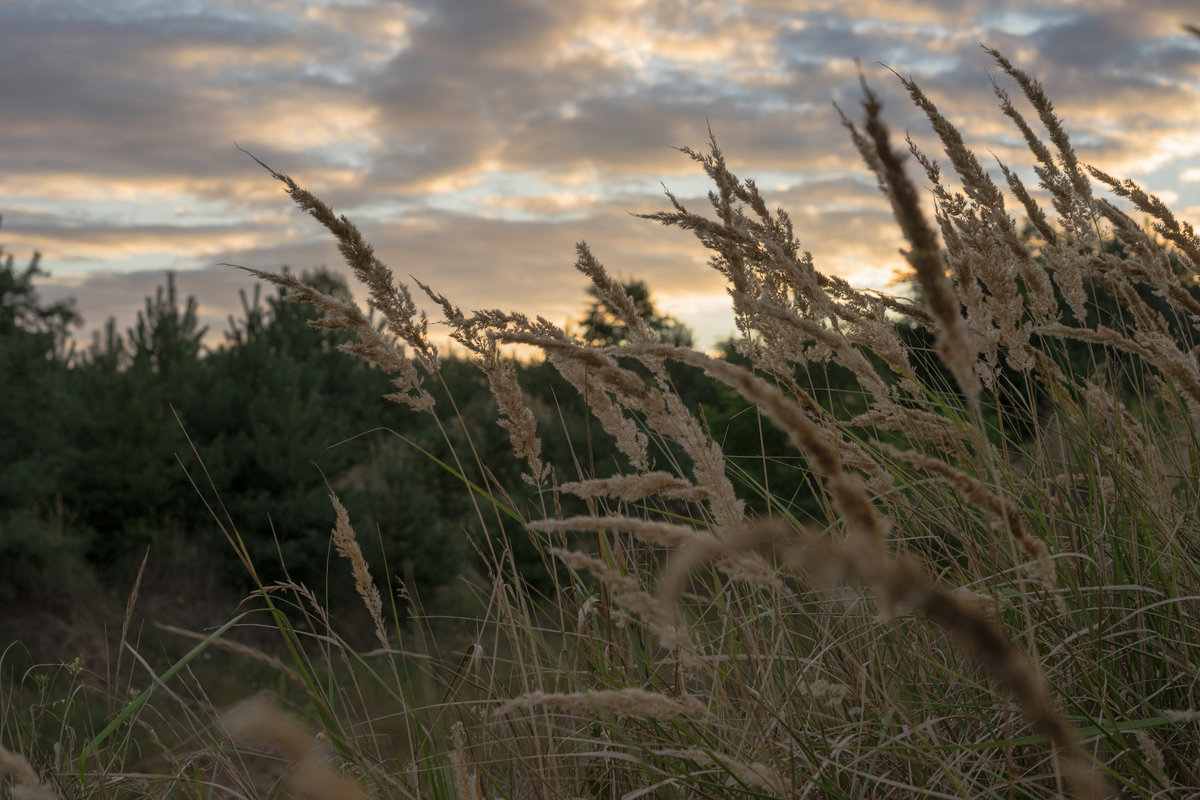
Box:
3;0;1199;350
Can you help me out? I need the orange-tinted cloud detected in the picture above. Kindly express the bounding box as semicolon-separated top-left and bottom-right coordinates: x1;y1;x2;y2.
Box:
3;0;1198;354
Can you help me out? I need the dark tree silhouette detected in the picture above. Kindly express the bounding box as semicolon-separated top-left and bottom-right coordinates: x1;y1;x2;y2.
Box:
576;279;694;347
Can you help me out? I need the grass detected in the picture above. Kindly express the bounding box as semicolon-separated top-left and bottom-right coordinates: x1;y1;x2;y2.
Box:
5;47;1200;798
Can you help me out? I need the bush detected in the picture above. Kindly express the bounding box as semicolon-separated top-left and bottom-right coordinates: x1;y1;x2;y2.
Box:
0;510;93;613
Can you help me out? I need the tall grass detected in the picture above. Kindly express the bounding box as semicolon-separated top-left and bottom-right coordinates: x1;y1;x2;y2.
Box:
7;48;1200;799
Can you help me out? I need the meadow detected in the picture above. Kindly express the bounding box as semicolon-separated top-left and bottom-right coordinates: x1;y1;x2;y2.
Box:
3;47;1199;799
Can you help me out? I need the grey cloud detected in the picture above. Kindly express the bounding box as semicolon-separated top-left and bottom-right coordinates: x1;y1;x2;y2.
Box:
402;0;567;62
7;0;1200;353
1028;11;1150;70
0;4;375;183
777;16;909;68
366;3;875;186
366;0;634;186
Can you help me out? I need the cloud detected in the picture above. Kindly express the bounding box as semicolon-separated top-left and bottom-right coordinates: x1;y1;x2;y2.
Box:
5;0;1200;360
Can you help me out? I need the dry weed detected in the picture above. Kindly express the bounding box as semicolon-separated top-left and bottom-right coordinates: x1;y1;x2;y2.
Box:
231;44;1200;799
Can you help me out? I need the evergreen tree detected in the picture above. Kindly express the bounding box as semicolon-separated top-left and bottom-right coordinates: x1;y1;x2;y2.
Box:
0;234;86;607
0;233;80;511
68;272;213;564
577;279;694;347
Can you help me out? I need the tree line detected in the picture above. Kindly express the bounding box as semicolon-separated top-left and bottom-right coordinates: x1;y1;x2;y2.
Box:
8;222;1179;622
2;240;829;619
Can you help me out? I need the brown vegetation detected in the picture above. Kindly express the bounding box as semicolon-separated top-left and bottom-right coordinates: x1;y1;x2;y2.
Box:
6;47;1200;799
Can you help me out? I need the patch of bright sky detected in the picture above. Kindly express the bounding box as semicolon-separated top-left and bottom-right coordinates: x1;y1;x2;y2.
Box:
44;250;217;279
751;169;829;192
61;0;273;27
593;37;752;88
419;172;714;221
1127;157;1200;213
300;62;360;85
979;7;1071;37
303;141;378;173
334;196;425;226
423;179;592;222
19;0;195;22
6;192;239;232
1102;127;1200;179
847;17;961;39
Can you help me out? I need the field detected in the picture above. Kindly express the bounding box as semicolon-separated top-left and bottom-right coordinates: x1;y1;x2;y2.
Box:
3;48;1200;799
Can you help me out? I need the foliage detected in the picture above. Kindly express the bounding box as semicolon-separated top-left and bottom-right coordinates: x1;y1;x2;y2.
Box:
0;238;79;513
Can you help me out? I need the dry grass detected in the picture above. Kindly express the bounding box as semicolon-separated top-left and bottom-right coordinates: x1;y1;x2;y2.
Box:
7;47;1200;799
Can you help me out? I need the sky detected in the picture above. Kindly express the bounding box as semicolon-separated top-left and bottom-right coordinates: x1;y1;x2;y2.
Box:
3;0;1200;355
